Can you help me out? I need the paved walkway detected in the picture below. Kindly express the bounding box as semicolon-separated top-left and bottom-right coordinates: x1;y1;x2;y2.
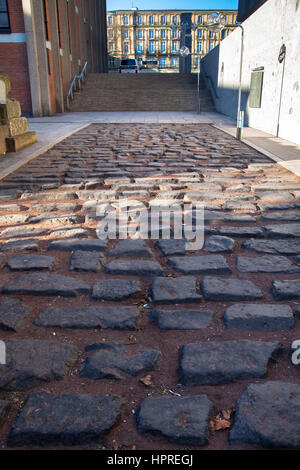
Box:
1;121;300;450
1;111;300;180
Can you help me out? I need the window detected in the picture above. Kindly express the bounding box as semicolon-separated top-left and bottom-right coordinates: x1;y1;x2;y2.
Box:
198;15;203;25
161;16;166;25
160;57;166;67
197;41;202;53
137;15;142;25
137;41;143;54
137;30;143;39
149;29;154;39
107;16;113;26
123;30;129;39
172;41;178;53
160;41;166;53
195;57;201;67
209;31;214;39
197;29;202;39
149;41;154;54
172;16;177;25
149;15;154;25
171;57;177;67
108;30;113;39
123;15;128;25
161;29;166;39
124;42;129;54
209;41;214;51
249;67;264;108
172;29;177;39
221;29;227;40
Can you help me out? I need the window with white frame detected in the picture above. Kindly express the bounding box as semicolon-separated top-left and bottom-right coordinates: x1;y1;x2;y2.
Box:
137;41;143;53
123;15;128;25
161;29;166;39
172;28;177;39
171;57;177;67
160;57;166;67
107;16;113;26
197;15;203;25
149;15;154;25
137;15;142;25
161;16;166;25
160;41;166;53
149;41;154;54
108;30;113;39
209;30;214;39
123;30;129;39
197;29;202;39
172;40;178;53
137;29;143;39
197;41;202;53
172;16;177;25
149;29;154;39
124;42;129;54
209;41;214;51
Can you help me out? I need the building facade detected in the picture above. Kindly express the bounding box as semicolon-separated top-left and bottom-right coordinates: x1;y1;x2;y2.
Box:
107;9;237;71
0;0;107;116
201;0;300;145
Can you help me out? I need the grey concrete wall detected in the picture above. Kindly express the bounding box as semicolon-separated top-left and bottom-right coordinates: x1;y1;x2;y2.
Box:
201;0;300;145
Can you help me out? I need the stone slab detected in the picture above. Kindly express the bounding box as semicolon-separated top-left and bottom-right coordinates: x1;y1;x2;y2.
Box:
69;250;103;272
107;239;152;258
47;238;107;252
201;276;263;301
224;304;294;331
0;297;30;331
272;280;300;300
237;255;300;273
92;279;142;300
151;308;213;329
151;276;201;304
242;239;300;254
7;254;55;271
105;260;162;277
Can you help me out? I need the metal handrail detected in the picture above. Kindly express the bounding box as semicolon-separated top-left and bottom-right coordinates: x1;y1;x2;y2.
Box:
66;61;88;110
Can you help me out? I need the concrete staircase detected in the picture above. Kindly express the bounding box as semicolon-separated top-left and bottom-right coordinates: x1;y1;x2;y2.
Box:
68;73;215;113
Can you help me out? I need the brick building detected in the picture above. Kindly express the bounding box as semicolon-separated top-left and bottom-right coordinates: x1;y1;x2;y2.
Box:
107;8;237;71
0;0;108;116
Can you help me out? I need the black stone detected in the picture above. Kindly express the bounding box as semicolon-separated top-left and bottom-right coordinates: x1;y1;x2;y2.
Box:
136;395;213;445
92;279;142;300
2;272;89;297
105;260;163;277
261;211;300;221
69;250;103;272
107;239;152;257
237;255;300;273
179;340;283;385
7;392;123;446
48;238;107;252
34;306;140;330
201;276;263;301
219;226;264;238
0;339;77;391
1;226;47;239
1;238;38;252
230;381;300;448
7;254;55;271
264;224;300;238
151;276;201;304
224;304;294;330
168;255;231;274
78;342;161;380
0;297;31;331
204;235;235;252
272;280;300;300
151;308;213;329
156;239;186;256
243;239;300;254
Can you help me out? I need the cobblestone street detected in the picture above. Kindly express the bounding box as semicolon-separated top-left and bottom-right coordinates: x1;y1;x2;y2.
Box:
1;123;300;449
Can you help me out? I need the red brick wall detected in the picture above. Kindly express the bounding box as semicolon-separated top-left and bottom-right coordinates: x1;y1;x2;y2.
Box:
0;0;32;114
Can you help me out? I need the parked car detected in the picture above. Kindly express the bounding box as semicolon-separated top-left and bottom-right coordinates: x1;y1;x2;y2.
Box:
119;58;139;73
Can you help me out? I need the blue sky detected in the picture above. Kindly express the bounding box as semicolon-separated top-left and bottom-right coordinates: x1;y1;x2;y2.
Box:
107;1;238;11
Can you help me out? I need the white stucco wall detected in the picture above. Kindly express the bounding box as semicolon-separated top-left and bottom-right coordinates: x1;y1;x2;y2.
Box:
202;0;300;145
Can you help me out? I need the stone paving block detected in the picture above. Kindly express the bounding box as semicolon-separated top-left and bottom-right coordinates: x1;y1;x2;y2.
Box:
151;308;213;329
105;260;162;277
0;213;29;224
29;213;78;225
204;235;235;252
219;226;264;238
34;306;140;330
136;395;213;445
69;250;103;272
2;272;89;297
201;276;263;301
224;304;294;330
156;239;186;255
78;342;161;380
237;255;300;273
264;224;300;238
7;254;55;271
92;279;142;300
107;239;152;258
0;226;47;239
49;226;88;238
151;276;201;304
224;200;257;212
76;190;117;200
179;340;282;385
48;238;107;252
0;297;30;331
261;211;300;221
272;280;300;300
21;192;77;201
0;339;77;391
7;392;123;446
1;238;38;252
31;202;79;212
230;381;300;448
242;239;300;254
204;211;255;223
0;204;24;212
168;255;231;274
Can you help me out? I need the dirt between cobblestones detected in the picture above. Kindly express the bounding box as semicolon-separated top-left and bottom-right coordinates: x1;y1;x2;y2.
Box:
1;124;300;450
